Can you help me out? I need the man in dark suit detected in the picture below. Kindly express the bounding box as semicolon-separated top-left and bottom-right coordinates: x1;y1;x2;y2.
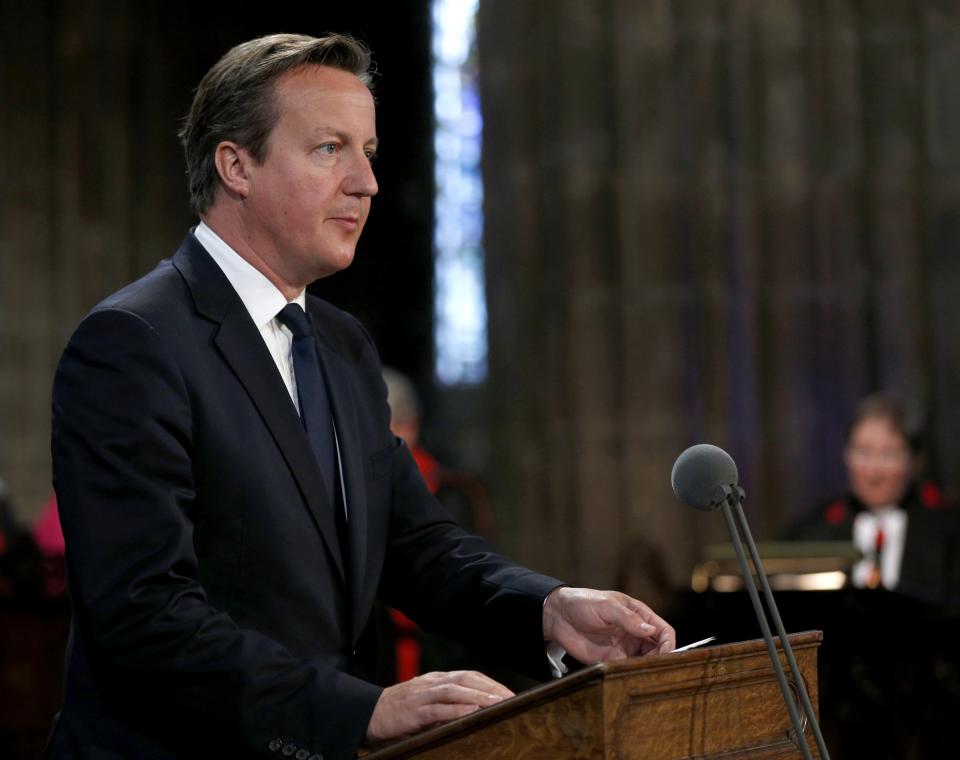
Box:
48;33;675;760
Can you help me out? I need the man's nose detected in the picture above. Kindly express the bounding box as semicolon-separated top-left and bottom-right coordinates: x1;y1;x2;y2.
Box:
344;151;378;198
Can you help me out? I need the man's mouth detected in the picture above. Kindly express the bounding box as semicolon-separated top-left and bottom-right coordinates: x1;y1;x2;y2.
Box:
329;215;361;231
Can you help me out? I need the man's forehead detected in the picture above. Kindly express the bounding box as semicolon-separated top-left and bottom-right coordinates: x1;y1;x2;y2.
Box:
276;63;373;101
270;66;376;136
275;67;374;119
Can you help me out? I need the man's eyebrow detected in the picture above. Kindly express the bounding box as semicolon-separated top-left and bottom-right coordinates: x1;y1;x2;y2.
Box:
310;127;379;147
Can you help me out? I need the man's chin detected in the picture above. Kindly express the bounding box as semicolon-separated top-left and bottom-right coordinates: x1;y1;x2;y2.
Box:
313;250;357;280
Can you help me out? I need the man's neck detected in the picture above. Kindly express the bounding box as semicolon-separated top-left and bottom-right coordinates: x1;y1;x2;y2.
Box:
201;207;304;302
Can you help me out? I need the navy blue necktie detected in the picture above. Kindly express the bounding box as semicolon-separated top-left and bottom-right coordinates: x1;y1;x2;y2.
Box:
276;303;338;509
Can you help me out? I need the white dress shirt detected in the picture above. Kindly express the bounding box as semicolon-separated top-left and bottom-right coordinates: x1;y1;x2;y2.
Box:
851;506;908;590
195;221;304;411
194;221;348;522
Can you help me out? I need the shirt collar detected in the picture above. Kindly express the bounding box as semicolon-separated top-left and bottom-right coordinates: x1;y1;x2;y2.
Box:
194;220;305;327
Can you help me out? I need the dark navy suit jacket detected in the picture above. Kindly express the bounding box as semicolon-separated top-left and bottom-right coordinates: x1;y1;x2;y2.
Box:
47;232;561;759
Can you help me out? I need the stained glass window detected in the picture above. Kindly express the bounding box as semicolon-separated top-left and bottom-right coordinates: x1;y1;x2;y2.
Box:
431;0;486;385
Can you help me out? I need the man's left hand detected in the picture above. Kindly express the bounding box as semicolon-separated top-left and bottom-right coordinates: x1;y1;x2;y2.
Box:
542;587;675;665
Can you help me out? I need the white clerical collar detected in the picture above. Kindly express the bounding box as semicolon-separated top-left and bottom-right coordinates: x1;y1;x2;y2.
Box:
194;220;305;326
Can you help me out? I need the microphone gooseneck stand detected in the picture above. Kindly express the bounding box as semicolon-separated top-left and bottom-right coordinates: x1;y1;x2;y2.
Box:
714;483;830;760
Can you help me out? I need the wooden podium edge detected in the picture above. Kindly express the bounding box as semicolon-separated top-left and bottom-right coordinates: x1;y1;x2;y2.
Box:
363;630;824;759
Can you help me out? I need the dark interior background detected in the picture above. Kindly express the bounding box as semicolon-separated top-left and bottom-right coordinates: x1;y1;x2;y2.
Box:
5;1;960;758
3;0;960;631
0;0;439;529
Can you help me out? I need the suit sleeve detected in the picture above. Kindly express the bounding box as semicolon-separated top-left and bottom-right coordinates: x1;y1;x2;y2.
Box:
334;313;566;680
53;307;379;760
377;442;564;679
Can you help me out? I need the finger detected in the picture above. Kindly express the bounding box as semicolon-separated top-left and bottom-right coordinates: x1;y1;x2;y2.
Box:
657;624;677;653
608;598;676;656
443;670;515;699
425;682;509;707
621;635;652;657
569;632;631;663
630;623;674;655
417;701;481;728
629;605;675;653
602;598;658;639
620;596;676;646
620;596;670;630
414;670;512;696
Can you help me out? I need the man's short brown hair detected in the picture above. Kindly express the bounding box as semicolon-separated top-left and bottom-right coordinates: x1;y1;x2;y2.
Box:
179;33;374;215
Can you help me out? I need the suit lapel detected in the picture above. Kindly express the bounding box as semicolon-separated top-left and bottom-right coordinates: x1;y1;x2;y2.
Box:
316;335;369;643
172;234;347;583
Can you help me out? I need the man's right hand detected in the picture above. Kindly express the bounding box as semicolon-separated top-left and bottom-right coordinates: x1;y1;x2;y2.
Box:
365;670;513;744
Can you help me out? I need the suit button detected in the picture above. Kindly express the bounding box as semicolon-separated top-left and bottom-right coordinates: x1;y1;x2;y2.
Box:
282;743;297;756
295;750;309;760
268;738;284;752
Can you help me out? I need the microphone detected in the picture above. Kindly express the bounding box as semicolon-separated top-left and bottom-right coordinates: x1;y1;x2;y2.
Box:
672;444;830;760
670;443;738;511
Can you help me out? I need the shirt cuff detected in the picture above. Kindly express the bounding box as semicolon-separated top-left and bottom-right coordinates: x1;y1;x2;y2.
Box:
546;642;568;679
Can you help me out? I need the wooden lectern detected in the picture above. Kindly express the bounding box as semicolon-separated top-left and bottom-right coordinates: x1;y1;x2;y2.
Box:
365;631;822;759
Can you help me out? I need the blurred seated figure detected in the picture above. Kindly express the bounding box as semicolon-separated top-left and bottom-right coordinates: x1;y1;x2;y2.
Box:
0;479;43;598
382;367;439;492
373;368;506;685
382;367;496;538
787;393;960;607
32;493;67;597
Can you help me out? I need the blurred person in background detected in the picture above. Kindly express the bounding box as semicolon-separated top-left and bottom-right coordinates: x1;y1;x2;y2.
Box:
374;368;507;686
788;393;960;607
382;367;439;494
381;367;495;537
0;479;42;598
32;493;67;597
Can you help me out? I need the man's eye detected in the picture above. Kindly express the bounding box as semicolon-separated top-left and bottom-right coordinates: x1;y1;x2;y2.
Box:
318;144;339;156
365;150;378;163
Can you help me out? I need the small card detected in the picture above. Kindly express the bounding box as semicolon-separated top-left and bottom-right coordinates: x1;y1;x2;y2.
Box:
673;636;716;653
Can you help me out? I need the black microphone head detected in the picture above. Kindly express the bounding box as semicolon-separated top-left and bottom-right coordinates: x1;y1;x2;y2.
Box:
671;444;739;511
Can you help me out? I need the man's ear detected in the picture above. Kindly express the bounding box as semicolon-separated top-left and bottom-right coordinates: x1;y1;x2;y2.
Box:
214;141;252;199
